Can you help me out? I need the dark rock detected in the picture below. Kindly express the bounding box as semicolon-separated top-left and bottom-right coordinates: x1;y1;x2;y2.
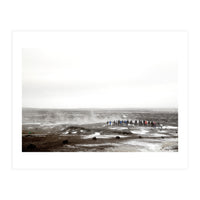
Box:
116;136;120;139
161;136;165;139
63;140;69;144
139;136;142;138
92;137;97;140
27;144;36;151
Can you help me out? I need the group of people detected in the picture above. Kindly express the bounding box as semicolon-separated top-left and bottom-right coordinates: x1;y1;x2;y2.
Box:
106;120;158;127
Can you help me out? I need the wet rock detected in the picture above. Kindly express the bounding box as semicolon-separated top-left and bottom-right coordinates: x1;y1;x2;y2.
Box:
27;144;37;151
116;136;120;139
63;140;69;144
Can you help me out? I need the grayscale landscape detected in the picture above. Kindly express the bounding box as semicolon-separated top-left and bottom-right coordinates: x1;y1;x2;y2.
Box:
22;108;178;152
22;33;179;152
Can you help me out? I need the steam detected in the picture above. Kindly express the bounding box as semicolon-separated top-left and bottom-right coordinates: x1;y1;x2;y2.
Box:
23;108;125;125
22;108;178;125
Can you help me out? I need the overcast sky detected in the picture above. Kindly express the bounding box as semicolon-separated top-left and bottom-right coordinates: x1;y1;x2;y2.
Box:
22;32;180;109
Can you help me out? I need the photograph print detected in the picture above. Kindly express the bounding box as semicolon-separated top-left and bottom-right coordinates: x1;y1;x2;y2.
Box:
22;31;183;152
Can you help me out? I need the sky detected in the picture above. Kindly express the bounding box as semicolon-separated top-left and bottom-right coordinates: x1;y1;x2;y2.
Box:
22;32;180;109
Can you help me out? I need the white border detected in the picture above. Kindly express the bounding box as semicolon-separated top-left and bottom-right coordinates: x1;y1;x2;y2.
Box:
12;31;188;169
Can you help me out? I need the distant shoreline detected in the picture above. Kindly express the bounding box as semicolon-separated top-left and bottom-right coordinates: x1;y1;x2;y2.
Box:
22;107;178;112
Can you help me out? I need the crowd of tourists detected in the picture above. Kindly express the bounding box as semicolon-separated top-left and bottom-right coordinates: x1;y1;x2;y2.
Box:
106;120;159;127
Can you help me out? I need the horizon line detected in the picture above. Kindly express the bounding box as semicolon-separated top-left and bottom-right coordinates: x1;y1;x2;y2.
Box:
22;106;178;110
